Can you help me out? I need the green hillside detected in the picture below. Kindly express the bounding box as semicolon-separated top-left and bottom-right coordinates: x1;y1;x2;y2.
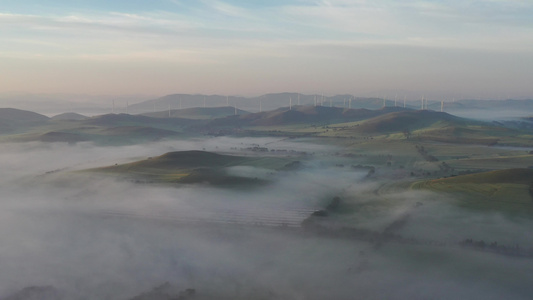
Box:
89;150;296;187
412;168;533;214
208;105;409;128
354;110;475;134
0;108;49;123
0;108;49;133
142;106;249;119
51;112;87;121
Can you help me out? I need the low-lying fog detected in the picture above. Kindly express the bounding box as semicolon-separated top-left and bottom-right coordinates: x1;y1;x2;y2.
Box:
1;138;533;299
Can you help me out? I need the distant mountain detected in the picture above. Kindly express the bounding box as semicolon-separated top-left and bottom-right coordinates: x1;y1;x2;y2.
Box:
82;113;201;127
129;93;416;115
354;110;475;133
128;94;248;114
142;106;249;119
51;112;87;121
0;108;49;124
207;105;409;127
434;99;533;115
0;108;49;133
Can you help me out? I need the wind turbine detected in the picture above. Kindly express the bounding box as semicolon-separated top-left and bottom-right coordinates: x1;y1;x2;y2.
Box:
289;97;292;110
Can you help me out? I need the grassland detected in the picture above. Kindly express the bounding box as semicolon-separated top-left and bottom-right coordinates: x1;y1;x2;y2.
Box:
411;169;533;215
87;150;300;187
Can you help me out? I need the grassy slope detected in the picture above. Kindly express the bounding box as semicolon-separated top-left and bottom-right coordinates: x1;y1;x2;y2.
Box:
142;107;249;119
412;169;533;214
0;113;201;145
89;150;296;186
208;106;408;128
0;108;50;134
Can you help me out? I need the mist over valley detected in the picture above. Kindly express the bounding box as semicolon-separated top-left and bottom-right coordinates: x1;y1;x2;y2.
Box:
1;100;533;299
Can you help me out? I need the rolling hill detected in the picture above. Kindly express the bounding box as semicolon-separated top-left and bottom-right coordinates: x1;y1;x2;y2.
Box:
0;108;49;133
128;94;249;114
207;105;409;127
142;106;249;119
51;112;87;121
82;113;203;128
412;168;533;214
90;150;297;186
354;110;477;134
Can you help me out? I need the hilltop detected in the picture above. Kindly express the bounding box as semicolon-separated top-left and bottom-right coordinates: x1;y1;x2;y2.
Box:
82;113;202;128
128;94;248;114
0;108;49;123
0;108;50;133
208;105;409;127
354;110;477;134
51;112;87;121
90;150;298;187
142;106;249;119
412;168;533;214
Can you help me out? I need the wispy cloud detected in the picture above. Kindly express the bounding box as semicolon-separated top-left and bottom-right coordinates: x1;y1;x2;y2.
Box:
0;0;532;96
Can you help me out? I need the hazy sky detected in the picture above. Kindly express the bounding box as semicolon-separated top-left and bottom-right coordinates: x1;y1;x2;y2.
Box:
1;0;532;99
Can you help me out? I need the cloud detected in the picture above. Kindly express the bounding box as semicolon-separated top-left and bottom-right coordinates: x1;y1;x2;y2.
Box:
1;138;533;298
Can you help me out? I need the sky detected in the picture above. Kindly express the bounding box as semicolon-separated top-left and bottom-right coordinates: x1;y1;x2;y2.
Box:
1;0;533;100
